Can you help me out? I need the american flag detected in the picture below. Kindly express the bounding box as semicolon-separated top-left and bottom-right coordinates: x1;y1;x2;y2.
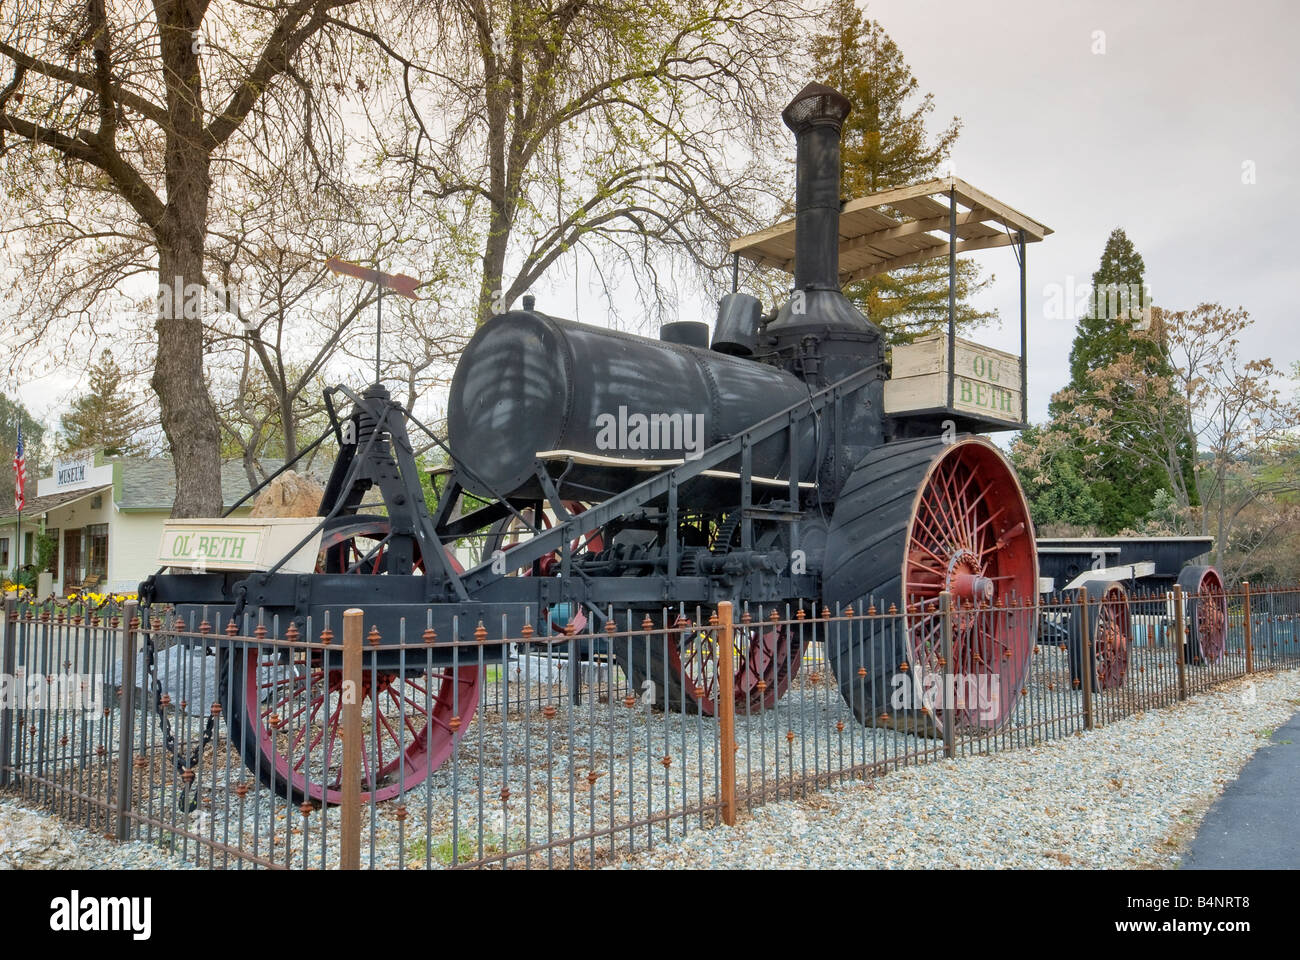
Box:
13;423;25;513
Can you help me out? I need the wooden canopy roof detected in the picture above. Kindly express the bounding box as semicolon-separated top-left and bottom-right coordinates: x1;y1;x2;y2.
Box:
728;177;1052;284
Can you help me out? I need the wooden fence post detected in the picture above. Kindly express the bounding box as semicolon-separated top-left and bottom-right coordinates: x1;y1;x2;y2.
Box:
1173;586;1188;701
1078;588;1094;731
340;609;363;869
1242;582;1253;675
716;601;736;827
115;601;139;841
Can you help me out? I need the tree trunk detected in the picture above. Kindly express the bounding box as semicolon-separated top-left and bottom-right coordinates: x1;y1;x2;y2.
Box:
279;391;298;465
151;4;223;518
477;221;511;325
153;241;224;517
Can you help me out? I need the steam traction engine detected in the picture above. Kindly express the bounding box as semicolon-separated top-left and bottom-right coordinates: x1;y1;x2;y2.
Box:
143;83;1069;803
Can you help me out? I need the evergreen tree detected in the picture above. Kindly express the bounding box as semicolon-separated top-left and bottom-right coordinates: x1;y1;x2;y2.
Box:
1011;424;1102;533
811;1;995;344
1052;228;1195;531
1060;228;1154;391
60;350;144;458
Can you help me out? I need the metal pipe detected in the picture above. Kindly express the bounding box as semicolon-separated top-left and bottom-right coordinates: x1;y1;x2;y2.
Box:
1019;230;1028;423
717;601;737;826
340;609;362;869
948;186;957;409
782;83;852;291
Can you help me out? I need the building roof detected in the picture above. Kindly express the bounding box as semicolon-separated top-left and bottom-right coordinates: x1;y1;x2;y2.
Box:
729;176;1052;285
115;458;331;512
1;457;333;522
0;485;113;525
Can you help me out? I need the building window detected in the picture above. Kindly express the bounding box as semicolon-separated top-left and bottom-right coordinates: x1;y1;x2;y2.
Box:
0;537;8;568
87;524;109;581
46;528;59;574
23;531;33;567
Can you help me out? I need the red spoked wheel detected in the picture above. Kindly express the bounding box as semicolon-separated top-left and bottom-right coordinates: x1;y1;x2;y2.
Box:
822;436;1039;735
1069;581;1131;691
1180;565;1227;664
1091;584;1132;689
613;614;803;715
225;516;481;804
317;514;465;576
672;617;802;715
900;440;1038;730
484;501;605;578
226;650;480;804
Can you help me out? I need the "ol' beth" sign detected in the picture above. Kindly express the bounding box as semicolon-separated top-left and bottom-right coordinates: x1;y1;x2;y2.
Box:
883;334;1024;425
158;519;323;573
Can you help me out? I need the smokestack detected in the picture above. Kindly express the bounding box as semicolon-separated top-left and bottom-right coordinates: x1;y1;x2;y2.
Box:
782;83;852;292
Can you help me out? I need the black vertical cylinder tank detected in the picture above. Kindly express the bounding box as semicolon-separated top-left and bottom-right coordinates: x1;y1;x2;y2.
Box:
447;309;817;504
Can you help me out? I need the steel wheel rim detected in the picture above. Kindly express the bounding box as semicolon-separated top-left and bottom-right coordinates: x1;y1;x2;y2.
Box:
1093;585;1131;690
241;649;480;804
1194;569;1227;664
901;439;1037;730
670;620;796;715
317;518;464;576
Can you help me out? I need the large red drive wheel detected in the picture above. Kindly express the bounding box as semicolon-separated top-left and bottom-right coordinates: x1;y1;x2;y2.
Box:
1068;580;1131;691
612;614;803;714
1179;565;1227;664
822;436;1038;734
226;650;480;805
226;516;481;804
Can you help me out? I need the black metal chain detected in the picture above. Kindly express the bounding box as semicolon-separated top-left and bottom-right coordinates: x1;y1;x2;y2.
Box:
140;610;225;812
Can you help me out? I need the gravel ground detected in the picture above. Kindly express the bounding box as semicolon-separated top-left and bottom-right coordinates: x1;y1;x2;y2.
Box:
4;641;1294;870
613;669;1300;869
0;797;192;869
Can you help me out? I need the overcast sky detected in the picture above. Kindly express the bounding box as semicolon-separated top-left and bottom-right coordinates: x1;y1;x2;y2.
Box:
863;0;1300;422
11;0;1299;440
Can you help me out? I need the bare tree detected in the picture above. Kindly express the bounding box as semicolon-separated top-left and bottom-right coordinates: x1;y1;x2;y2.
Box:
345;0;812;325
1051;303;1299;571
1;1;364;515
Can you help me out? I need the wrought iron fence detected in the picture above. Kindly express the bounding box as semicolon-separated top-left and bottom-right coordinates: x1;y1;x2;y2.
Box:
2;583;1297;869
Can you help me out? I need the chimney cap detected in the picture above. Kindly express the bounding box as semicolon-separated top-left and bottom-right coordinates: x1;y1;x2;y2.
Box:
782;82;852;134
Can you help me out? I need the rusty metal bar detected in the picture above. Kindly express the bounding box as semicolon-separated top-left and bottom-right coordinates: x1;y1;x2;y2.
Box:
717;601;737;827
115;602;138;841
340;608;363;870
1078;589;1093;731
1173;586;1188;701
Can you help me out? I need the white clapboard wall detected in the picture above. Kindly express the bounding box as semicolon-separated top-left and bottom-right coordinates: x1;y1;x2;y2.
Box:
883;334;1023;425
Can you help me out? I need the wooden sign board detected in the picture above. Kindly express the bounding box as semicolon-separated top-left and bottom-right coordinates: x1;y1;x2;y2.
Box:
884;334;1023;425
158;518;324;574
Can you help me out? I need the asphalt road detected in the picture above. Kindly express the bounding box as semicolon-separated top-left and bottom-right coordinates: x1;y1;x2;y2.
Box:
1181;707;1300;869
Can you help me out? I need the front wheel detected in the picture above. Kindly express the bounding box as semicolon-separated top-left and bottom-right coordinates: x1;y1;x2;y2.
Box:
225;644;481;805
